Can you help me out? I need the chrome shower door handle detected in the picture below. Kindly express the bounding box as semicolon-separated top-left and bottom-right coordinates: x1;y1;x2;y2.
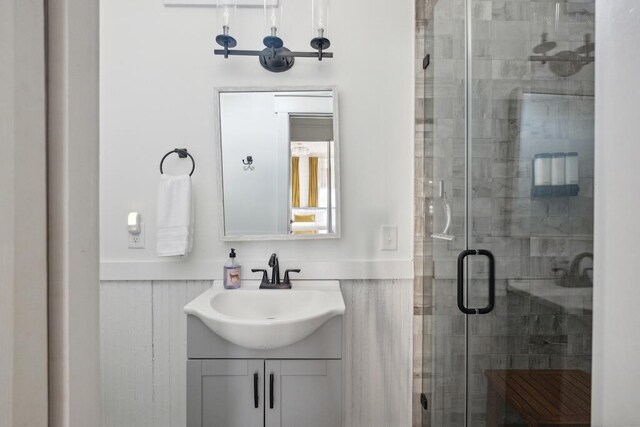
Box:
457;249;495;315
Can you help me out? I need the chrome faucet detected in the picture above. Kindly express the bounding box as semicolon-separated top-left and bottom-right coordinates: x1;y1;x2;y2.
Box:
252;253;301;289
557;252;593;288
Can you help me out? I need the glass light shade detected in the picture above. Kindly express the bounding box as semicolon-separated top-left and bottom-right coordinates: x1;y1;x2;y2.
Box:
311;0;329;38
264;0;283;35
531;2;557;38
217;0;237;33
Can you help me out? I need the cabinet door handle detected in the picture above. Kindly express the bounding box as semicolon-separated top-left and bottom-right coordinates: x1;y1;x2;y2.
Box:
254;372;259;408
269;372;275;409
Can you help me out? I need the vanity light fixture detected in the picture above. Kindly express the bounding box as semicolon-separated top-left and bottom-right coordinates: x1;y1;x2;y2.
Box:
214;0;333;73
529;33;594;77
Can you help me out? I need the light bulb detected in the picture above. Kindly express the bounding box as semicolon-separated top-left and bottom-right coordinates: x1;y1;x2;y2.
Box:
217;0;236;33
264;0;283;35
223;9;230;26
312;0;329;38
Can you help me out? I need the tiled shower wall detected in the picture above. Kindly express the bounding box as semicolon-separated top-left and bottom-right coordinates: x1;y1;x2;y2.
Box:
414;0;595;425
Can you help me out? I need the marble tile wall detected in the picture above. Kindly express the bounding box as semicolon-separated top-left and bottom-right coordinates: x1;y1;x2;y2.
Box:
414;0;595;425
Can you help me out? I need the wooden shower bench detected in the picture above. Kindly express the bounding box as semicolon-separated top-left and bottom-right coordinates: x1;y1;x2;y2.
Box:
485;369;591;427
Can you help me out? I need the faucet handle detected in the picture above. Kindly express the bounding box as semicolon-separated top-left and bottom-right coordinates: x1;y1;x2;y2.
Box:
283;269;301;285
251;269;270;286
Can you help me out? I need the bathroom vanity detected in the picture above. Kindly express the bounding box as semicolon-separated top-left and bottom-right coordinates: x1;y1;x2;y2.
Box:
185;280;344;427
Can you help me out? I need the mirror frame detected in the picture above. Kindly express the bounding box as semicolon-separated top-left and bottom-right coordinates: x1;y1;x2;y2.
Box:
214;86;341;241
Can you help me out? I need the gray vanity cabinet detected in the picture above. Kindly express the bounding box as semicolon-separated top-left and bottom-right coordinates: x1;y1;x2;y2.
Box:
188;359;341;427
187;359;264;427
187;315;343;427
265;360;342;427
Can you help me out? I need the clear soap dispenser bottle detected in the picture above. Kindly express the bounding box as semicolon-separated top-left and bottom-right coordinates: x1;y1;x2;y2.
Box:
223;248;241;289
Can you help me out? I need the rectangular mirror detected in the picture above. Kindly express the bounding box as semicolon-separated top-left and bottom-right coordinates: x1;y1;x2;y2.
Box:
216;87;340;240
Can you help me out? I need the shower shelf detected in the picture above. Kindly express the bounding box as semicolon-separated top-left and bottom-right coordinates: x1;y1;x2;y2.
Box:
531;184;580;198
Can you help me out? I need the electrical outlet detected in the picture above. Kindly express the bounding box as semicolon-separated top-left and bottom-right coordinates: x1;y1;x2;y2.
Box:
128;223;145;249
381;225;398;251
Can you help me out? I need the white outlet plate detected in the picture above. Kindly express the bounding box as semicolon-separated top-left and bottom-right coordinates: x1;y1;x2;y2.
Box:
128;223;145;249
381;225;398;251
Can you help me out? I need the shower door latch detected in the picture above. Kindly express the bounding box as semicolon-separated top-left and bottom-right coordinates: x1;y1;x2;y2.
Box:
423;53;430;70
457;249;496;314
420;393;428;410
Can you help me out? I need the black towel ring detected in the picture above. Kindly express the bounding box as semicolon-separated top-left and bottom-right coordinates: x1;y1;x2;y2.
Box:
159;148;195;176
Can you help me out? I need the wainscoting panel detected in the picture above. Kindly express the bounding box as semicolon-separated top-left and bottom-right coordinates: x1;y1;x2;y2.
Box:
100;281;154;427
151;281;212;427
100;279;413;427
341;279;413;427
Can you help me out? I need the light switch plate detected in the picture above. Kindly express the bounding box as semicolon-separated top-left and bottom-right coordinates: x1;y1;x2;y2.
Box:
381;225;398;251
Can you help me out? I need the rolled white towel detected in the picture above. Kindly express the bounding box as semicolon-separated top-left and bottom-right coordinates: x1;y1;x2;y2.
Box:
156;174;193;257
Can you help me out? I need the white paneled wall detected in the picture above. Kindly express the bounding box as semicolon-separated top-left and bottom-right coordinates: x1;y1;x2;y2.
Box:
151;281;212;426
100;281;155;427
342;280;413;427
100;280;412;427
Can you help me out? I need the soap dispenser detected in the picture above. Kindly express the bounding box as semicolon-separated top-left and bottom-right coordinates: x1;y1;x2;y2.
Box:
223;248;241;289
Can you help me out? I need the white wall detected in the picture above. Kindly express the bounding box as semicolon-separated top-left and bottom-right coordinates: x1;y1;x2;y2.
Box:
100;0;414;281
592;1;640;425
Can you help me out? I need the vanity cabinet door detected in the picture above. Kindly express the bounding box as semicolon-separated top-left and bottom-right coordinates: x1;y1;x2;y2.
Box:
265;360;342;427
187;359;264;427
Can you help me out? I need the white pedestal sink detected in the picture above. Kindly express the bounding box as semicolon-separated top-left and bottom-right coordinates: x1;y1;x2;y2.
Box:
184;280;345;350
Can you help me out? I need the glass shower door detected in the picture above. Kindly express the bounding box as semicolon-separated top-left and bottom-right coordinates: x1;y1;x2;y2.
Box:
426;0;595;425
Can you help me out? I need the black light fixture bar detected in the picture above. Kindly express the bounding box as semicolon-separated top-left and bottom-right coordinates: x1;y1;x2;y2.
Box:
529;56;594;63
214;49;333;59
214;35;333;72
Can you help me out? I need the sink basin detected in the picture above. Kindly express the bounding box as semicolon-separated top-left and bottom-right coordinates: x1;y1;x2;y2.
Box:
184;280;345;350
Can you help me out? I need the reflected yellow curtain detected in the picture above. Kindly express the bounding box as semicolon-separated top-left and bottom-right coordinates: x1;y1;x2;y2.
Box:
291;156;300;207
308;157;318;207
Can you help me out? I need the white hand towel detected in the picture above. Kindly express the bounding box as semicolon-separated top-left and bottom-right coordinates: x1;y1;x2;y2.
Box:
156;174;194;257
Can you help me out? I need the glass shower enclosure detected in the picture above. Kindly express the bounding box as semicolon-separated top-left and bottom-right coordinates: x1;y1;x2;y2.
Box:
420;0;595;425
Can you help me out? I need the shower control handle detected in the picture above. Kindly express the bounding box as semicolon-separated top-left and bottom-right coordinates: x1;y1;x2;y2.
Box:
457;249;495;315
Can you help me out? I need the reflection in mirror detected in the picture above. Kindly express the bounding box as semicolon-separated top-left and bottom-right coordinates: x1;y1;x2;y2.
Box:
217;89;339;240
289;116;335;235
